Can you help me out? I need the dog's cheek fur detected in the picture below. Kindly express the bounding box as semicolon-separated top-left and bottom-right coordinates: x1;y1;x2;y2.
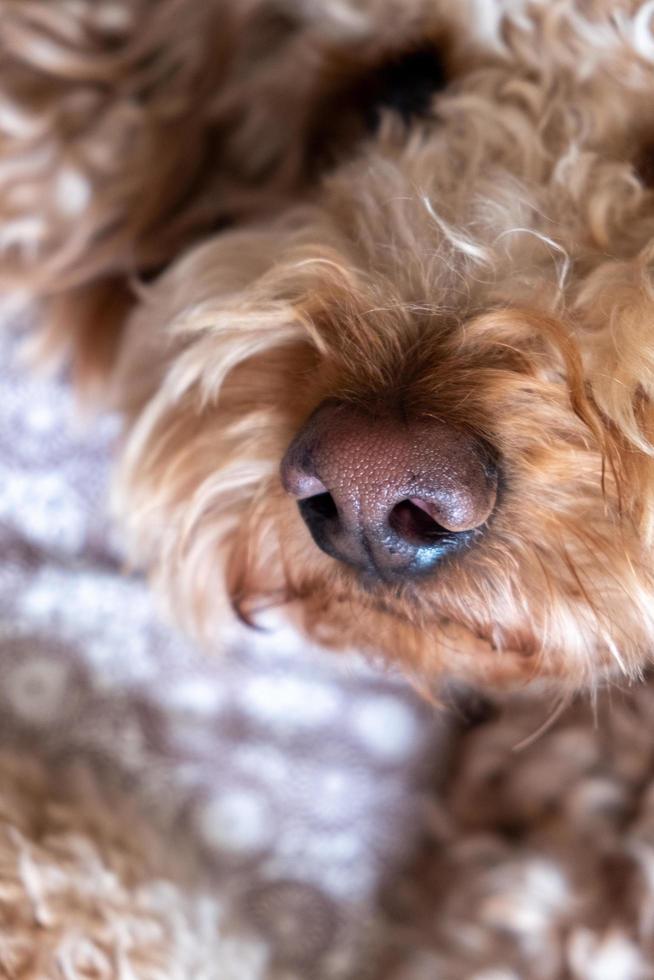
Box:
109;225;320;636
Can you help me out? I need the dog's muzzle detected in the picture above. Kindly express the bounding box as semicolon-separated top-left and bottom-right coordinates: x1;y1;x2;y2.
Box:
280;400;498;581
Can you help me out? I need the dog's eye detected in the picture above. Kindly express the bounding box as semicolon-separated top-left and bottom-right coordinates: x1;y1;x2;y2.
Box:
305;41;449;173
362;44;448;129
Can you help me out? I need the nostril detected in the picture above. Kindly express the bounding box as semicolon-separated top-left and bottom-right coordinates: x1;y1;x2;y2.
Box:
298;491;342;560
389;498;452;546
299;491;339;524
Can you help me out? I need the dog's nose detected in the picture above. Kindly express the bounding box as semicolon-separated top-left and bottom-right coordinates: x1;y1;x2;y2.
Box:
280;401;498;580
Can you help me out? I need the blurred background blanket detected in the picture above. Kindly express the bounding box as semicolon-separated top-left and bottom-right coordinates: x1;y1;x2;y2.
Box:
2;315;654;979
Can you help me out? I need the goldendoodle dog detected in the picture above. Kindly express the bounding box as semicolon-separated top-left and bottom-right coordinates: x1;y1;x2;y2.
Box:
2;0;654;692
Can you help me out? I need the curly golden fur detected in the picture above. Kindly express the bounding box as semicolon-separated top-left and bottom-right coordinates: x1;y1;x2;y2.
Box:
4;0;654;692
0;747;227;976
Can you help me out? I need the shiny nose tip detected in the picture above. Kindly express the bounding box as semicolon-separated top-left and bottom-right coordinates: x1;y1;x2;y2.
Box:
280;400;498;580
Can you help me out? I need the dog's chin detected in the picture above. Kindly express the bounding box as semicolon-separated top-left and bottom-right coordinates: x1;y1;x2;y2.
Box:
293;599;538;691
232;530;631;694
246;563;505;690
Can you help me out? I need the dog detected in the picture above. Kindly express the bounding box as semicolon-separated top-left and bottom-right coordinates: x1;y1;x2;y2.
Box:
2;0;654;693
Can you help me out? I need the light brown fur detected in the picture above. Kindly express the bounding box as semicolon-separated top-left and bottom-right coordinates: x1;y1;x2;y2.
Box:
0;747;227;976
4;0;654;693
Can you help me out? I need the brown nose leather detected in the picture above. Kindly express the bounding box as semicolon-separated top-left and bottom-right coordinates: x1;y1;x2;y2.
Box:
280;400;498;579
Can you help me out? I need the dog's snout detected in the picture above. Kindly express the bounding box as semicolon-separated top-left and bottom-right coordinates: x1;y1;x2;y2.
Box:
280;401;498;580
